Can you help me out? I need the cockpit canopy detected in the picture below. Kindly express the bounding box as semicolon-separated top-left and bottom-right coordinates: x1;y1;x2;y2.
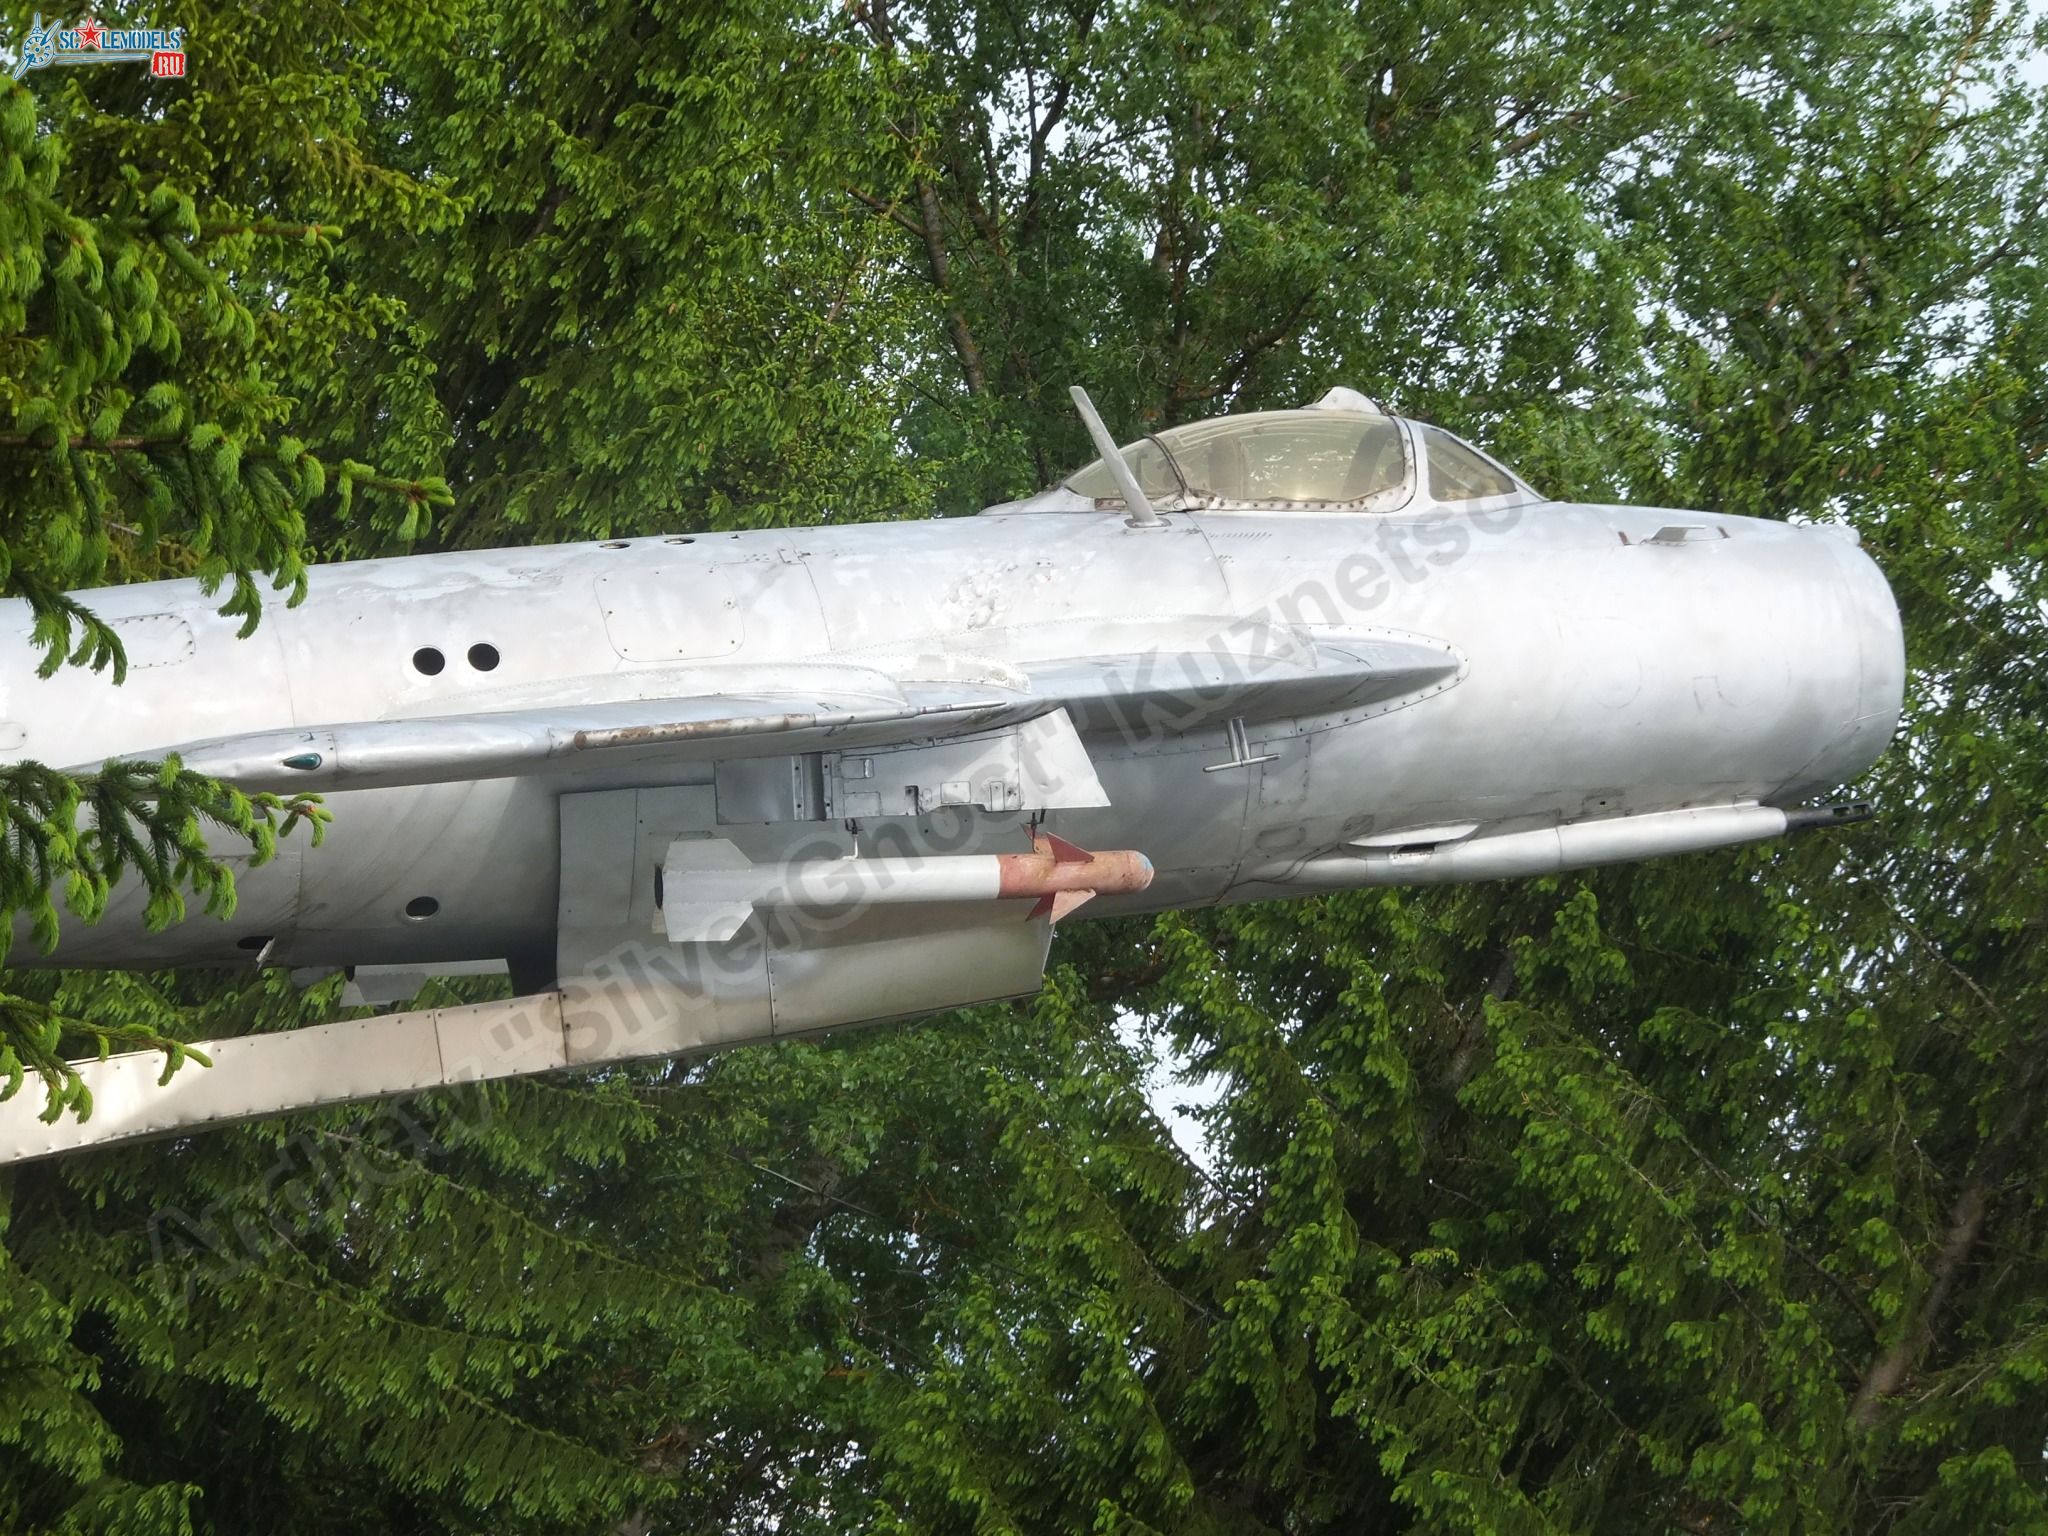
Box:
990;388;1534;516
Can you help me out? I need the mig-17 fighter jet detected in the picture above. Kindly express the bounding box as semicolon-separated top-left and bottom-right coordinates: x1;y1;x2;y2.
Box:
0;387;1902;1161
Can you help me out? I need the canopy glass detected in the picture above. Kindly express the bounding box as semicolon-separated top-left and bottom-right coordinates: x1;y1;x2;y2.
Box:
1064;409;1524;510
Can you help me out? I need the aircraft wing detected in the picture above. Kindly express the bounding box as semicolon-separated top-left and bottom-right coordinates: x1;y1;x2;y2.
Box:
99;627;1460;796
96;690;1038;795
1023;627;1462;735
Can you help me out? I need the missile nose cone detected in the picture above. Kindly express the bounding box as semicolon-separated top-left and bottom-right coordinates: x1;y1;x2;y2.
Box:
1091;848;1155;894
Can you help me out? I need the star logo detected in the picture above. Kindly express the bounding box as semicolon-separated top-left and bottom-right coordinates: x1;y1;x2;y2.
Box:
75;16;104;48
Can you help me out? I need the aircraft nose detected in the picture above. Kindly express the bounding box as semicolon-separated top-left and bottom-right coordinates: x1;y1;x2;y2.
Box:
1786;524;1905;795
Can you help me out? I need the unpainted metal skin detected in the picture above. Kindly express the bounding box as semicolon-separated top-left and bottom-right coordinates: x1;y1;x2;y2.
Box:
0;389;1905;1160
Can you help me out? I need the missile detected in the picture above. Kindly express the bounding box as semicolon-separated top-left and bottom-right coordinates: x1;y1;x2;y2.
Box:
660;832;1154;943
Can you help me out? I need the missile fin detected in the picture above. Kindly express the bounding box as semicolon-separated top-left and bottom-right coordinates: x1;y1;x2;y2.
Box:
1038;832;1094;866
1049;888;1095;923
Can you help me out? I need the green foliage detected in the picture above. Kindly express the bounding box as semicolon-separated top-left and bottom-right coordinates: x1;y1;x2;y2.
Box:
0;0;461;1102
0;70;452;666
1;0;2045;1531
362;0;943;548
0;757;327;1118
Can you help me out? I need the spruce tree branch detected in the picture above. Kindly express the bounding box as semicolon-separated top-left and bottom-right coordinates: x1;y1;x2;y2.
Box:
336;467;454;505
0;435;444;510
1630;1075;1886;1341
195;220;343;242
0;433;186;451
1896;913;2007;1025
313;1126;727;1299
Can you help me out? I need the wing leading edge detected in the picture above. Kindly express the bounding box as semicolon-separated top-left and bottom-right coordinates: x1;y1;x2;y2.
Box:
88;627;1463;795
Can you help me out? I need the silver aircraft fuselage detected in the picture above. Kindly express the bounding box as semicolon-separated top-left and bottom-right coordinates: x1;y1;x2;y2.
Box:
0;397;1906;1160
8;481;1899;973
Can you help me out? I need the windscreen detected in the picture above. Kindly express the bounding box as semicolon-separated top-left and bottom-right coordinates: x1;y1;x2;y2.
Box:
1421;426;1519;501
1066;411;1410;508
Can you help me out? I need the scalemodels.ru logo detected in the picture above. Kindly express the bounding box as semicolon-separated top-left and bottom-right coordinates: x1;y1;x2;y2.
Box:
8;13;187;81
